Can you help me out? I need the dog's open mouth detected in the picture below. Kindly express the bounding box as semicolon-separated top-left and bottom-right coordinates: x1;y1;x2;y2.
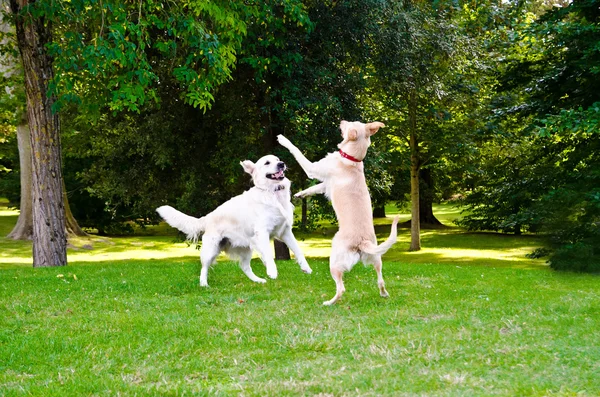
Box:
266;170;285;181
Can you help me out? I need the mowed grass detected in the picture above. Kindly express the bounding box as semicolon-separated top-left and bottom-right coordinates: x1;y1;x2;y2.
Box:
1;200;600;396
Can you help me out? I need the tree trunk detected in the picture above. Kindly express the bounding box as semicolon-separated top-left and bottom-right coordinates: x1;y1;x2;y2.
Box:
7;124;87;240
301;198;308;229
419;197;443;225
409;89;421;251
7;124;33;239
418;168;443;226
373;206;386;218
300;173;308;228
63;178;87;237
274;239;291;260
11;0;67;267
2;5;32;239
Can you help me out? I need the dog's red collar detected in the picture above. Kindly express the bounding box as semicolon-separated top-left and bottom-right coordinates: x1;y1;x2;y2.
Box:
339;149;361;163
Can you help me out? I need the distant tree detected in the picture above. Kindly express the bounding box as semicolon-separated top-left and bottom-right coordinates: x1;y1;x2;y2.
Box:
459;0;600;271
368;0;482;250
8;0;69;266
4;0;268;266
1;3;85;240
276;0;384;229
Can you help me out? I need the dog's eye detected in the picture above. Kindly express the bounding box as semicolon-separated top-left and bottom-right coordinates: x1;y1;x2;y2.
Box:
265;161;270;165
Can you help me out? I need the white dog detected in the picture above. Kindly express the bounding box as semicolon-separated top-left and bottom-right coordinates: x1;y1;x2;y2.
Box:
156;155;312;287
278;121;399;305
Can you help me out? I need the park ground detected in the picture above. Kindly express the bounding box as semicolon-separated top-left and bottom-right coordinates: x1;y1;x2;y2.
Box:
1;200;599;396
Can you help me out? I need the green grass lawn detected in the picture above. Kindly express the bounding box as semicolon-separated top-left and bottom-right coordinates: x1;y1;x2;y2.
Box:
1;200;599;396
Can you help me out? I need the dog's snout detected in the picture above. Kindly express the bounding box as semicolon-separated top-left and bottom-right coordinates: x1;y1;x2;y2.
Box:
277;161;285;169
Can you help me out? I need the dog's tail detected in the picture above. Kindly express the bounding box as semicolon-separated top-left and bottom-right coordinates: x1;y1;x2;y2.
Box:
156;205;206;242
359;216;400;256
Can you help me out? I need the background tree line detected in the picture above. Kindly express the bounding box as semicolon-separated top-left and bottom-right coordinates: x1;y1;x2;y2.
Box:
0;0;598;271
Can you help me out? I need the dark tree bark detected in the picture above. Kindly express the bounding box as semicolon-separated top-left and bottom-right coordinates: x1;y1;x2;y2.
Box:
400;168;447;229
3;5;85;242
300;173;308;228
11;0;67;266
63;178;87;237
418;168;443;226
301;198;308;228
7;124;33;240
408;88;421;251
373;206;386;218
7;124;87;240
274;239;291;260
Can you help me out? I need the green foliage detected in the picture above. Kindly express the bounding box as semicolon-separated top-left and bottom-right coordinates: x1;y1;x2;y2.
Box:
3;0;597;275
61;93;253;232
62;0;384;232
362;1;488;213
30;0;253;114
0;133;18;207
15;0;310;232
459;1;600;271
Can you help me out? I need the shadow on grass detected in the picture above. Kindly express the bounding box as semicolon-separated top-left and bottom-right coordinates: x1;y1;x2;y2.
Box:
0;213;18;236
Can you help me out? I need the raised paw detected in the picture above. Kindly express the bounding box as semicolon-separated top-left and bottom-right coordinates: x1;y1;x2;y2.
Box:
277;134;292;148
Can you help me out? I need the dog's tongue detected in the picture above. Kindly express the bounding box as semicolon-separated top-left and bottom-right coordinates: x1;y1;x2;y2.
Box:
274;170;284;178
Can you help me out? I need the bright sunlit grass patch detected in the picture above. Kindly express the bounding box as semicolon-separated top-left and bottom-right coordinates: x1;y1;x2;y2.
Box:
0;201;546;269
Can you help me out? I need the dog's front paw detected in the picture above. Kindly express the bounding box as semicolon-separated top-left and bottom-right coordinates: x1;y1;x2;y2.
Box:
267;268;278;279
294;191;307;199
254;277;267;284
277;134;292;148
298;260;312;274
300;264;313;274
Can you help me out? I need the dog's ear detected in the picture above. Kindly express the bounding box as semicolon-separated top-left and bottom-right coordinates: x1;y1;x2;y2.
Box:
340;121;358;141
240;160;255;175
340;120;348;137
365;122;385;136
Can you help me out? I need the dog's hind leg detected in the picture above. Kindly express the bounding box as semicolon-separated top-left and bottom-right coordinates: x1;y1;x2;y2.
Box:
361;253;389;298
323;264;346;306
323;236;359;306
372;256;389;298
238;249;266;284
199;235;220;287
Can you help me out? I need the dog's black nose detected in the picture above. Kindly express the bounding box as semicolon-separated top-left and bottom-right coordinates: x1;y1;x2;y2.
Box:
277;161;285;169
